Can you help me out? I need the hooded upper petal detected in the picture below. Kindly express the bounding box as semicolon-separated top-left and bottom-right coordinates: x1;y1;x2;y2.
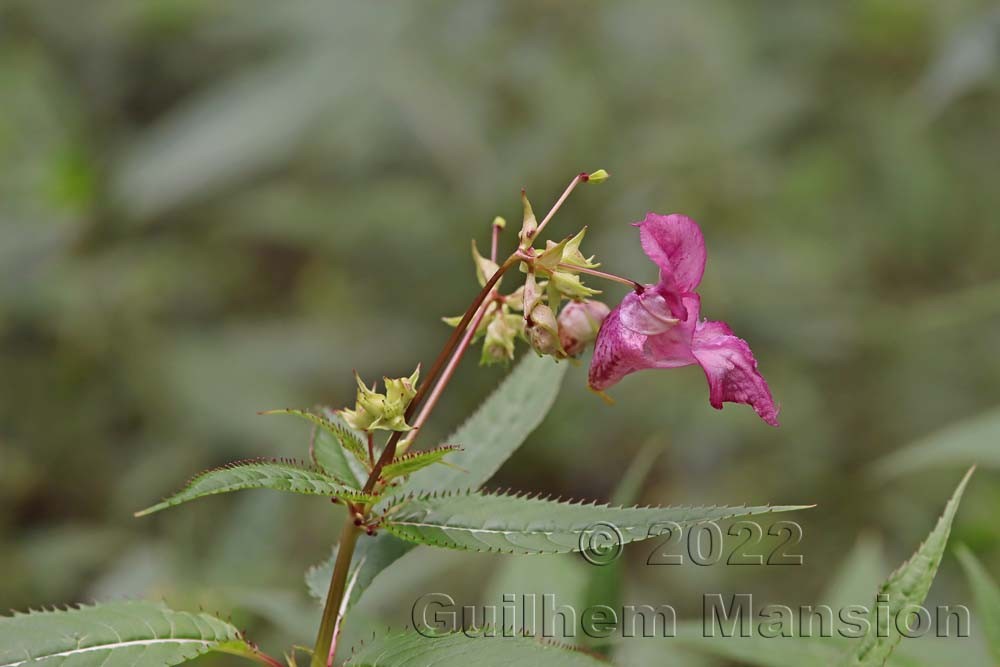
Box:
635;213;706;293
690;319;780;427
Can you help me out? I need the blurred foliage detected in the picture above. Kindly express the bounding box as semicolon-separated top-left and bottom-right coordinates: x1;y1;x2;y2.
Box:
2;0;999;664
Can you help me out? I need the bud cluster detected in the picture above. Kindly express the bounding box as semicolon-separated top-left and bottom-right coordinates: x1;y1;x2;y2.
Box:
445;170;614;366
340;366;420;432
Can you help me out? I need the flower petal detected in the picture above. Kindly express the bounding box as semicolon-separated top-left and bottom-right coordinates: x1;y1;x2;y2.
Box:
618;289;679;335
690;320;780;426
645;293;700;368
588;303;653;391
635;213;707;293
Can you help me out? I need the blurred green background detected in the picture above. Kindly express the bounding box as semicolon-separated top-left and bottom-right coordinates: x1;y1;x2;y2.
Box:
2;1;999;664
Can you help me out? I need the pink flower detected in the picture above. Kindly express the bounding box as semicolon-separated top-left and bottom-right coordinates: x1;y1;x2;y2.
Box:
588;213;779;426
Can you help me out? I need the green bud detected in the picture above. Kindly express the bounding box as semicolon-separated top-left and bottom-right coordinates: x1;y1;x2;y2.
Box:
551;270;601;300
585;169;609;183
560;227;599;269
505;285;525;312
526;303;564;358
546;278;562;313
340;404;373;432
536;237;569;273
481;312;519;366
441;302;496;339
518;191;538;249
492;216;506;229
471;240;499;287
522;270;542;316
534;228;599;275
341;367;420;433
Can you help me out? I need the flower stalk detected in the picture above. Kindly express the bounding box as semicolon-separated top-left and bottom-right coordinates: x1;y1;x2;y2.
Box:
560;263;643;292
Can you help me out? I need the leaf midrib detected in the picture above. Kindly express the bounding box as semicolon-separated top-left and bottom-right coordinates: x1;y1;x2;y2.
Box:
3;638;216;667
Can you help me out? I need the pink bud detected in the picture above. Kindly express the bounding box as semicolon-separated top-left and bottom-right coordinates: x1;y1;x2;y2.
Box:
558;300;610;357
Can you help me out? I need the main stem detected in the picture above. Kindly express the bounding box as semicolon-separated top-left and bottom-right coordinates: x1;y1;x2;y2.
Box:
310;174;586;665
310;259;516;666
311;518;361;667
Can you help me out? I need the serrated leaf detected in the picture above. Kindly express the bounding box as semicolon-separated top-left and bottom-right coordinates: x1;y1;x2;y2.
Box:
381;490;811;554
319;407;372;487
0;600;265;666
306;532;413;608
584;439;664;654
840;467;974;666
396;353;567;496
343;630;608;666
136;459;374;516
872;407;1000;478
956;545;1000;663
262;408;370;483
307;354;565;611
382;446;462;480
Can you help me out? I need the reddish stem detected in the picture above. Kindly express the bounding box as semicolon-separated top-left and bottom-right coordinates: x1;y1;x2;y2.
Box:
533;174;583;240
362;256;516;494
491;221;501;262
404;293;496;450
559;263;643;292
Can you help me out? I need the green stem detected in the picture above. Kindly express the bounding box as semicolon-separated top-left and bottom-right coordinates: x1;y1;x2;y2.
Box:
533;173;584;240
400;291;498;454
311;517;361;667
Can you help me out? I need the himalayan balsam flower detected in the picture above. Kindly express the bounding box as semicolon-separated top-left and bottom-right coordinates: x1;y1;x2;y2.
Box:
588;213;779;426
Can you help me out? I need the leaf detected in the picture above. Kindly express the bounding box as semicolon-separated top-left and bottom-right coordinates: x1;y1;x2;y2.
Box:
585;439;664;653
136;459;374;516
840;467;974;666
318;407;372;488
481;555;590;646
0;600;266;666
306;532;413;608
261;408;369;482
956;545;1000;663
343;630;608;666
872;407;1000;478
395;353;567;496
381;490;811;554
382;446;462;481
307;354;566;610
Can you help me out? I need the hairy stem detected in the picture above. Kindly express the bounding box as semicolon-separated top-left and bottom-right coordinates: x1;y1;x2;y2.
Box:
311;517;361;667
